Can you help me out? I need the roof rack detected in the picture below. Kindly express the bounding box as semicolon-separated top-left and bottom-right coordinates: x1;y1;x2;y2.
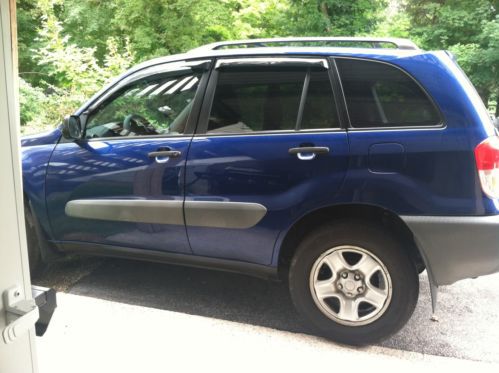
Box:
189;37;420;53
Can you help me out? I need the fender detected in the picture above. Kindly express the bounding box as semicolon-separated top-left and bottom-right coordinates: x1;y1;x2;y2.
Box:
21;127;62;241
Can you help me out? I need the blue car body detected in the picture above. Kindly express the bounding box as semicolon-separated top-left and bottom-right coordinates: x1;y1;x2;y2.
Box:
21;43;499;291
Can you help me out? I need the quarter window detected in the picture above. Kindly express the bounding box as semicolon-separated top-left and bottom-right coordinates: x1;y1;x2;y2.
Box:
336;59;440;128
207;66;339;134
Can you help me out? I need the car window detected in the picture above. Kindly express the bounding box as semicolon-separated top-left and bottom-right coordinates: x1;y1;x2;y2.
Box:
301;71;339;130
336;59;440;128
207;66;338;134
85;70;202;139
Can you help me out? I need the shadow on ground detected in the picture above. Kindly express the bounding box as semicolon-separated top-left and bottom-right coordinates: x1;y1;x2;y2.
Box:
37;257;499;363
69;258;306;333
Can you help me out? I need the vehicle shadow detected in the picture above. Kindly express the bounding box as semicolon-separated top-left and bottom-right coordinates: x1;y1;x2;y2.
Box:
68;258;309;334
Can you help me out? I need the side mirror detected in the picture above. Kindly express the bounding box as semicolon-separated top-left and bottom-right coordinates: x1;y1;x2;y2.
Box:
62;115;82;139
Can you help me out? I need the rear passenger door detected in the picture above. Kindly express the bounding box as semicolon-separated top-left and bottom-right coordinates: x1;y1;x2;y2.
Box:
184;57;349;265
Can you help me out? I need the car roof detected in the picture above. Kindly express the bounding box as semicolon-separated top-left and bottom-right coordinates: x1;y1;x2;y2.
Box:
131;46;426;73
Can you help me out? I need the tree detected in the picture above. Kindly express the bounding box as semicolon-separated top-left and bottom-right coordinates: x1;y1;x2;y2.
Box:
58;0;238;60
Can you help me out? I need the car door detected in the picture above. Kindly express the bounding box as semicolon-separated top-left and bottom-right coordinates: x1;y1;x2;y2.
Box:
45;60;210;254
184;57;349;265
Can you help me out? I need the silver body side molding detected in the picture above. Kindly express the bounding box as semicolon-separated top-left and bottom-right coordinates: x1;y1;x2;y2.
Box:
65;199;184;225
184;201;267;229
65;199;267;229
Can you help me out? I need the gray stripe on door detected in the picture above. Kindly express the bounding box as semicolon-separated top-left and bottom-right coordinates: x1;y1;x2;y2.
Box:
184;201;267;229
65;199;184;225
65;199;267;229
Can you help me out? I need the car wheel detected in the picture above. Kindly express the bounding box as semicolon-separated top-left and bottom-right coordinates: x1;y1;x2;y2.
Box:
289;220;419;345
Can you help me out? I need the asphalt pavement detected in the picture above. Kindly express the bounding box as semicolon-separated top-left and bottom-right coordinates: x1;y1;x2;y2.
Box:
35;256;499;364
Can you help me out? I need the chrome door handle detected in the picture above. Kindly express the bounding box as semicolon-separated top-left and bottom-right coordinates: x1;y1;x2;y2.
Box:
148;150;181;158
148;150;181;163
288;146;330;160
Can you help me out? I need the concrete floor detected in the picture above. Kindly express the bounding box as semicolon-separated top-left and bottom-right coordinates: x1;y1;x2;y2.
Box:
34;257;499;370
36;293;498;373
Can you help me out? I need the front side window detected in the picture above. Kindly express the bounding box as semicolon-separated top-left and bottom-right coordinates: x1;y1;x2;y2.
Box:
336;59;440;128
207;65;339;134
85;70;202;139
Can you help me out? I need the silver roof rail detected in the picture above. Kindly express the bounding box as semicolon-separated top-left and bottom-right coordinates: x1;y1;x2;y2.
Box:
189;37;420;53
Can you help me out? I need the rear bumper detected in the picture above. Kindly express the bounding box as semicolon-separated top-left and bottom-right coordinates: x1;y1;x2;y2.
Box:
402;215;499;286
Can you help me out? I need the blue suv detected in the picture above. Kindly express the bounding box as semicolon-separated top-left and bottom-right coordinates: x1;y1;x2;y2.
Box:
21;37;499;345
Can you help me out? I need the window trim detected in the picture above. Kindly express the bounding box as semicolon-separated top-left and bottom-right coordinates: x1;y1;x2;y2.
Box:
215;57;329;70
333;56;446;131
87;60;211;113
195;56;343;136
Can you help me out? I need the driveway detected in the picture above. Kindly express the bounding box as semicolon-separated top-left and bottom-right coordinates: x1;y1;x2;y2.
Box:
35;256;499;364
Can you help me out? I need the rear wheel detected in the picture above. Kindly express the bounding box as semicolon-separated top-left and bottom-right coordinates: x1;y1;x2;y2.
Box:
288;221;418;345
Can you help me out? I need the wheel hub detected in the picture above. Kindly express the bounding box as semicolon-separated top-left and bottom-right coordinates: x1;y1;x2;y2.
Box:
336;271;365;298
309;246;393;326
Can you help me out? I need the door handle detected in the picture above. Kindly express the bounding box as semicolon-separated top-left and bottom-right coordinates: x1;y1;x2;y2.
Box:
148;150;181;163
288;146;330;160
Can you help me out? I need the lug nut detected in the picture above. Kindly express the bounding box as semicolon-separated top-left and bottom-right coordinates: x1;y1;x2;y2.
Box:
337;284;343;290
354;274;361;281
341;272;348;279
357;286;364;293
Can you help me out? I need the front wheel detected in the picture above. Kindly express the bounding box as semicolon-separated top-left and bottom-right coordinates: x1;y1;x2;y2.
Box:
288;221;419;345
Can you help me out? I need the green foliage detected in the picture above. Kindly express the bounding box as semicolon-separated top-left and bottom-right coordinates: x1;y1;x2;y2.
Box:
400;0;498;111
373;8;412;39
18;0;135;133
19;78;46;128
229;0;387;38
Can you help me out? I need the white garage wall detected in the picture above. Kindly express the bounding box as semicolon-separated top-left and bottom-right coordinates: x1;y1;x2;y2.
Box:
0;0;38;371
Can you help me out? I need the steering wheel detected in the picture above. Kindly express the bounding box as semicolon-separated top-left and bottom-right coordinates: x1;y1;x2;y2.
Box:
122;114;153;136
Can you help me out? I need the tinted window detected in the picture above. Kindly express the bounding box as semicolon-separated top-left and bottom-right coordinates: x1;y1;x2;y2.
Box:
207;67;338;134
301;71;338;130
336;59;440;128
86;70;201;138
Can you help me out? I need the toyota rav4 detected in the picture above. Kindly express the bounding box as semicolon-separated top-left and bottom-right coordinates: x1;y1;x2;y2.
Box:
21;37;499;345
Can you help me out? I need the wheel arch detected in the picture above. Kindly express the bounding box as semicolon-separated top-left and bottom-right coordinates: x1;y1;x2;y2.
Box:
23;191;61;263
276;203;426;279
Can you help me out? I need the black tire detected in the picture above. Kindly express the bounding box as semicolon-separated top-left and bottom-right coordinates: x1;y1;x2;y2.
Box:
24;204;45;277
289;220;419;345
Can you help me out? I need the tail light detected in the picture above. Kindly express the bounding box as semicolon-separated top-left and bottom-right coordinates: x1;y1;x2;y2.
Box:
475;136;499;199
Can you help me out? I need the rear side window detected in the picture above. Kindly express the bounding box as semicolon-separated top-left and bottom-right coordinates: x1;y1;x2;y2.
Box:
336;59;440;128
207;66;339;134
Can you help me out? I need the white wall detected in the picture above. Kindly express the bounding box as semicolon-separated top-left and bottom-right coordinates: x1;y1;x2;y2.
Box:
0;0;38;371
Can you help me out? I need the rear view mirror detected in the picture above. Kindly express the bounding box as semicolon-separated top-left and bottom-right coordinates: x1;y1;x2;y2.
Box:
62;115;82;139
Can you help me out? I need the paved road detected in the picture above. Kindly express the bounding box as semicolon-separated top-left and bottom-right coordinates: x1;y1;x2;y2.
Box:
35;257;499;363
